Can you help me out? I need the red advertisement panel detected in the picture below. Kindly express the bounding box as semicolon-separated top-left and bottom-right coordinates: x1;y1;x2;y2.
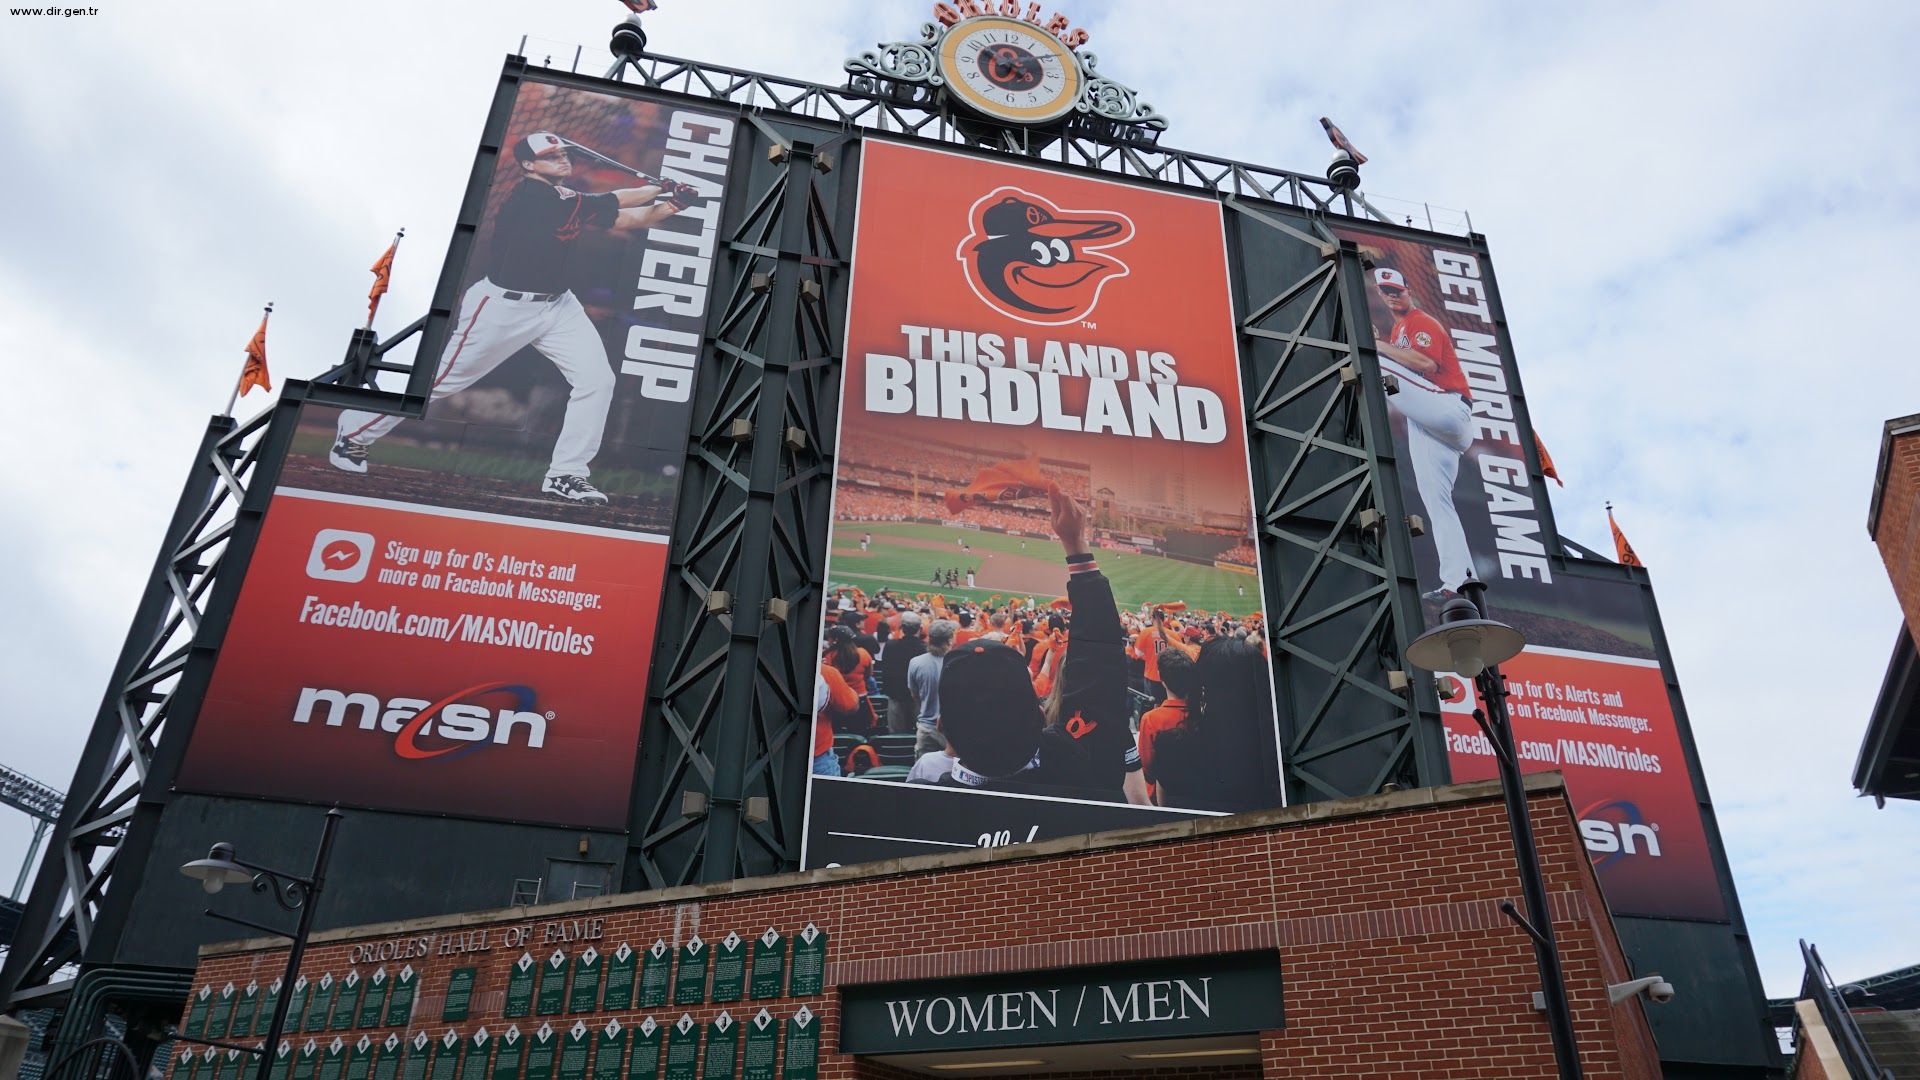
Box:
1440;647;1725;920
176;81;738;828
178;493;667;827
802;142;1281;867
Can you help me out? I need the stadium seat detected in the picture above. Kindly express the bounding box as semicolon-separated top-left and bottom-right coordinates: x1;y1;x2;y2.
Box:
871;733;918;765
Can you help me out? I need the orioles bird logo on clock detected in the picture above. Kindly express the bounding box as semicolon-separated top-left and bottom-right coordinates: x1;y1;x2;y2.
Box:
938;16;1084;125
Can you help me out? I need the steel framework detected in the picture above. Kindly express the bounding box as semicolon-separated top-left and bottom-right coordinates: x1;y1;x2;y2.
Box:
625;111;853;888
1227;212;1446;801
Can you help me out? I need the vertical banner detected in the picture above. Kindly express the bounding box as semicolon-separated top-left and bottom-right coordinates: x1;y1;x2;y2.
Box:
175;79;738;829
802;142;1281;868
1332;225;1724;920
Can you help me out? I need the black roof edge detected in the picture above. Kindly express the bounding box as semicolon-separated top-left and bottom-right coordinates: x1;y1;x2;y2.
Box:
1868;413;1920;539
1855;624;1920;803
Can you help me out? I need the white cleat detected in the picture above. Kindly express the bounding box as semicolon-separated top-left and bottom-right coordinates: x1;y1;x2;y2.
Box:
542;475;609;504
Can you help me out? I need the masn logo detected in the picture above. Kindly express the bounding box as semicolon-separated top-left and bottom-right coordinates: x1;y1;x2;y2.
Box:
291;682;548;760
1577;798;1662;865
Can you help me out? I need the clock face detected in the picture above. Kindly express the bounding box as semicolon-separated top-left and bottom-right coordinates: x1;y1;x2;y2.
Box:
938;16;1083;125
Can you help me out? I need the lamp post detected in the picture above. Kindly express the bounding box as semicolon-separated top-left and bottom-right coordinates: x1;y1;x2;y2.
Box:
179;808;342;1080
1406;579;1583;1080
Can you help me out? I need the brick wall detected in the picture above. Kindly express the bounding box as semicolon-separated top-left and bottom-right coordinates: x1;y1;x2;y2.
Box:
180;777;1660;1079
1875;422;1920;647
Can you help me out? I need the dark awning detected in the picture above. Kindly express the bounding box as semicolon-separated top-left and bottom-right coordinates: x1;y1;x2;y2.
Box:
1855;626;1920;805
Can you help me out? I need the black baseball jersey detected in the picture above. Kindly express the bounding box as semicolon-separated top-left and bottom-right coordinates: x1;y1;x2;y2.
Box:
484;179;619;293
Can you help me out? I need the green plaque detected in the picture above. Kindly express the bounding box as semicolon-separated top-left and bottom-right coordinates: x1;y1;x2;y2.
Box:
738;1011;776;1080
386;966;420;1028
536;951;570;1016
699;1014;737;1080
319;1038;348;1080
306;975;336;1033
637;943;671;1009
185;986;213;1038
672;939;708;1006
708;936;745;1005
443;969;478;1023
747;931;785;1003
458;1030;493;1080
524;1024;558;1080
778;1008;816;1080
556;1021;591;1080
372;1037;402;1080
172;1047;195;1080
401;1034;432;1080
504;953;537;1018
271;1042;296;1080
234;982;262;1037
624;1019;661;1080
294;1040;321;1080
199;1047;219;1080
430;1032;462;1080
220;1049;247;1080
601;944;637;1012
348;1036;376;1080
591;1019;626;1080
489;1028;524;1080
332;973;363;1031
785;927;825;999
567;949;602;1014
662;1017;699;1080
359;969;391;1029
257;979;285;1037
208;983;237;1038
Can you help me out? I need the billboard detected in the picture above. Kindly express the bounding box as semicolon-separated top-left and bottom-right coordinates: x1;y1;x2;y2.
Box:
802;141;1282;867
1333;225;1725;920
174;80;739;829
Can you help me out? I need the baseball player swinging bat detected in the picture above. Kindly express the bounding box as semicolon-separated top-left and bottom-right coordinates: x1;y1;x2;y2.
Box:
328;130;704;504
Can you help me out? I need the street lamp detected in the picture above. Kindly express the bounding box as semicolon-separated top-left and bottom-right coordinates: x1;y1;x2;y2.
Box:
178;808;343;1080
1407;579;1584;1080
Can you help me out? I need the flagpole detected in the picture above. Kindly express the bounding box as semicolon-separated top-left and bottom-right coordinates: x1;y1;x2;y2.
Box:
366;228;405;331
227;302;272;418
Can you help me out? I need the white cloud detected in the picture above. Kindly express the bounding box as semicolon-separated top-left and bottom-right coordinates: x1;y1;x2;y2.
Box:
1;0;1915;998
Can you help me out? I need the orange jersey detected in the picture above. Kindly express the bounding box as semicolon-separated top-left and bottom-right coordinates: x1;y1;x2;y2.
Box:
1133;628;1163;682
1136;698;1189;780
1389;308;1471;399
953;627;982;646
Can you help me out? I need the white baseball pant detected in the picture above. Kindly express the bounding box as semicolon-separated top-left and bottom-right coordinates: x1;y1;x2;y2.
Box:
335;278;616;479
1384;365;1475;592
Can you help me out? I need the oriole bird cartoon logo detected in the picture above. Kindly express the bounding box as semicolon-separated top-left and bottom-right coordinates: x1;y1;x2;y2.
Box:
958;188;1134;325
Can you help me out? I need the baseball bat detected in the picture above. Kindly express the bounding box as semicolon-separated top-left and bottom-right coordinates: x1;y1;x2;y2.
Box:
556;137;670;189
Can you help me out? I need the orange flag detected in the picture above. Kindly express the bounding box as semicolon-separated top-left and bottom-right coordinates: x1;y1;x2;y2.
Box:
1153;601;1187;613
944;457;1058;515
366;230;403;329
237;306;273;398
1607;503;1643;567
1535;432;1563;486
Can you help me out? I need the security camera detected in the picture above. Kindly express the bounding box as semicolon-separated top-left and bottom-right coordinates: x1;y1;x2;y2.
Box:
1607;975;1676;1005
610;13;648;60
1327;149;1361;192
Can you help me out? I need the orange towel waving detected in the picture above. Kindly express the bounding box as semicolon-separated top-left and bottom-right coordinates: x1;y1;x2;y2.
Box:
944;457;1058;515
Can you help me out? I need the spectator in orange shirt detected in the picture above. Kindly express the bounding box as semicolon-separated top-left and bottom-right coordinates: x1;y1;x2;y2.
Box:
814;661;859;775
1135;649;1199;796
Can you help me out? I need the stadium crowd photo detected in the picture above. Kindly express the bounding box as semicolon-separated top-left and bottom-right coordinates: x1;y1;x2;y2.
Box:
812;439;1284;816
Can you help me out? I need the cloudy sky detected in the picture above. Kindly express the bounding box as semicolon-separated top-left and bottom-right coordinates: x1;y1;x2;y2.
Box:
2;1;1916;996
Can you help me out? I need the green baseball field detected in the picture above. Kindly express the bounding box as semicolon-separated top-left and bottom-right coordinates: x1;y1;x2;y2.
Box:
829;521;1260;615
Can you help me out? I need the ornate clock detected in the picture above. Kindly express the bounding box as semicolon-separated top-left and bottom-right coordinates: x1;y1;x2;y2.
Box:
935;16;1083;125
